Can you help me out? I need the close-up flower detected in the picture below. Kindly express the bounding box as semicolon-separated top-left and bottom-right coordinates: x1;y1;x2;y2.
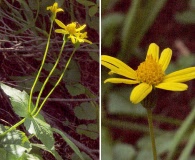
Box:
47;2;64;20
55;19;92;44
101;43;195;104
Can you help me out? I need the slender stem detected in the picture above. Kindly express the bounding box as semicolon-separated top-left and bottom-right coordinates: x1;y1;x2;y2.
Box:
31;36;66;116
33;47;78;117
146;108;157;160
28;20;54;113
0;118;26;137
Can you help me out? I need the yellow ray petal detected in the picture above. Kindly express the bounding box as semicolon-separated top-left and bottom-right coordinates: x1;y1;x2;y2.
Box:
155;82;188;91
101;61;136;79
163;67;195;82
56;8;64;13
55;19;66;29
76;24;86;31
55;29;68;34
83;39;92;44
146;43;159;62
101;55;135;73
130;83;152;104
159;48;172;71
101;55;137;79
104;78;139;84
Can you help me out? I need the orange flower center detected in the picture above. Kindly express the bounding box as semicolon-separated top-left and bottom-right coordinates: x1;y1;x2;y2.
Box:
136;55;164;85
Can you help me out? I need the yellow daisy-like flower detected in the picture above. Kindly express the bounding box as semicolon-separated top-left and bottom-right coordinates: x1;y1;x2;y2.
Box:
47;2;64;20
55;19;92;44
102;43;195;104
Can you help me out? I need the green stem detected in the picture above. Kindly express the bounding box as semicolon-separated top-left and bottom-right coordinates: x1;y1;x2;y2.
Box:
33;46;78;117
146;108;157;160
0;118;26;137
28;20;54;113
31;36;66;115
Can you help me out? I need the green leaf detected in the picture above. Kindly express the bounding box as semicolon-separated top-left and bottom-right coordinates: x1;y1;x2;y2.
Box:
76;123;98;140
0;148;7;160
0;83;33;117
0;124;31;158
89;5;98;17
10;76;43;93
71;152;92;160
113;142;136;160
66;83;85;96
137;132;174;159
74;102;97;120
107;86;145;115
52;128;84;160
43;63;61;75
0;83;44;120
65;59;81;83
18;152;43;160
32;143;62;160
24;117;55;150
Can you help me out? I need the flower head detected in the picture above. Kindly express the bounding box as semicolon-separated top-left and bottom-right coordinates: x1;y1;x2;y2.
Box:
47;2;64;20
55;19;92;44
101;43;195;104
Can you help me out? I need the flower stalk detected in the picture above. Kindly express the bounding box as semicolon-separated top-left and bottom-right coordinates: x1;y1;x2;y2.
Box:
31;35;67;116
33;46;79;117
146;108;157;160
28;20;54;113
0;118;26;137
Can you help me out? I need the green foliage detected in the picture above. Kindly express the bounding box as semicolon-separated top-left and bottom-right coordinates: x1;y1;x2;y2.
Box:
74;102;97;120
76;0;99;32
31;143;62;160
52;128;84;160
65;59;81;83
101;13;125;48
76;123;98;140
113;142;136;160
71;151;93;160
10;76;43;94
0;124;31;158
107;86;145;115
66;83;86;96
0;83;33;117
0;83;86;159
137;133;174;159
24;117;55;150
0;83;44;120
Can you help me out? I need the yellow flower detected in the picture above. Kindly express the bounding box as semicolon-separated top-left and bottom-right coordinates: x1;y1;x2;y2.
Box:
47;2;64;20
101;43;195;104
55;19;92;44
